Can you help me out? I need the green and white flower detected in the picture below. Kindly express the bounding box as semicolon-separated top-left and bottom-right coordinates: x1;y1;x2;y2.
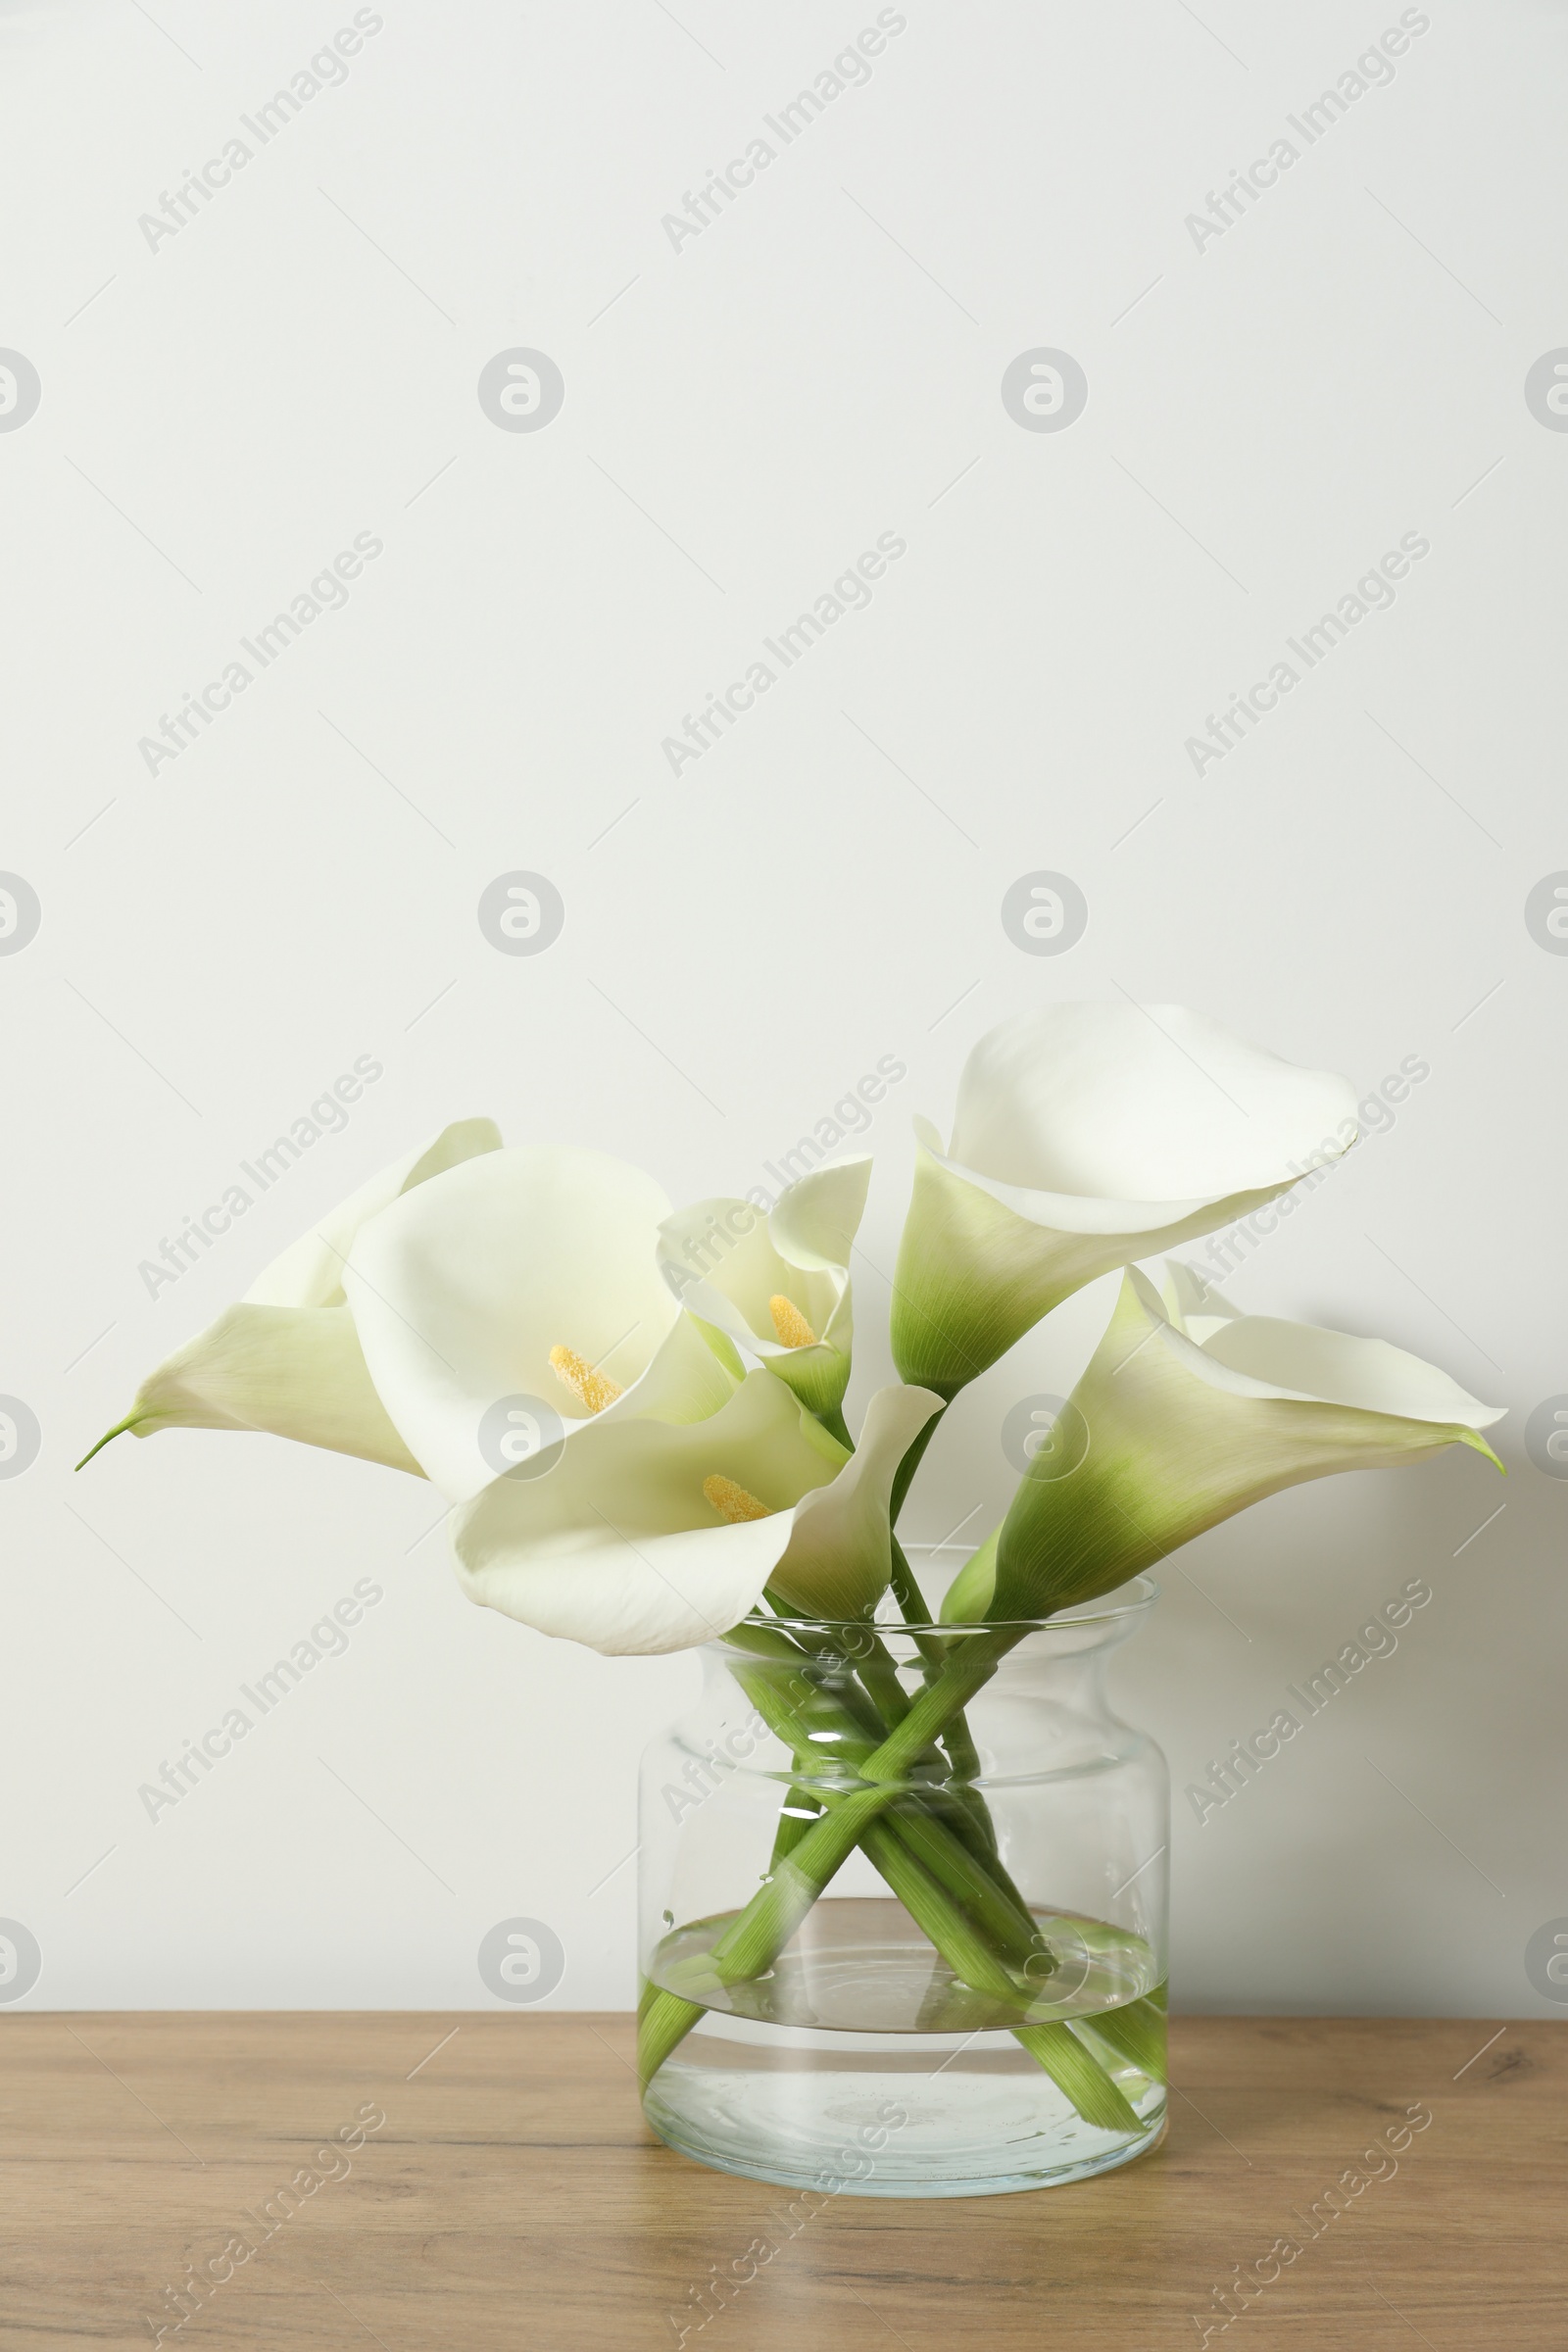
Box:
658;1158;871;1430
891;1004;1359;1397
344;1145;736;1502
451;1378;943;1655
944;1262;1505;1623
80;1120;502;1475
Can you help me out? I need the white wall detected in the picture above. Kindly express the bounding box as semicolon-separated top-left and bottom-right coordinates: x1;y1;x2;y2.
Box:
3;0;1564;2017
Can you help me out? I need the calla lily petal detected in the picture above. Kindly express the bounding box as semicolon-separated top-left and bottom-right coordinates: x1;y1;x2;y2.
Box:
246;1119;502;1308
891;1004;1358;1396
82;1119;502;1471
769;1155;872;1278
986;1263;1504;1621
347;1146;735;1502
99;1302;422;1473
450;1371;850;1654
659;1159;871;1421
768;1384;944;1616
1155;1255;1242;1347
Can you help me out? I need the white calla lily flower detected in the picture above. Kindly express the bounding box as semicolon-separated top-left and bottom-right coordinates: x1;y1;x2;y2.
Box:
80;1120;502;1474
658;1159;871;1429
892;1004;1359;1397
344;1146;737;1503
945;1262;1504;1623
450;1376;943;1656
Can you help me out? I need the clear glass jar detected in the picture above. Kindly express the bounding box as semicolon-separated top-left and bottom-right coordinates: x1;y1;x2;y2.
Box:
637;1563;1167;2197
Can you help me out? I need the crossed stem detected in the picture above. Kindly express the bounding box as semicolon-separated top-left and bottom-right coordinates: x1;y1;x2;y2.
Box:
639;1618;1160;2132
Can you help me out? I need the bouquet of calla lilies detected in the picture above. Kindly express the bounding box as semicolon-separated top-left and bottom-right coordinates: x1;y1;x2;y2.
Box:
84;1003;1503;2110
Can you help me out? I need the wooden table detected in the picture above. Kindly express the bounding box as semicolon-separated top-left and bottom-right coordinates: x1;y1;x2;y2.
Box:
1;2014;1559;2348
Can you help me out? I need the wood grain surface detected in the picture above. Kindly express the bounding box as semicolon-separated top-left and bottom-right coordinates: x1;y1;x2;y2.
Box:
0;2013;1558;2349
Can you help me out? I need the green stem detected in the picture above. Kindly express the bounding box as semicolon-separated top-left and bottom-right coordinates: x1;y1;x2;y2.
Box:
730;1660;1048;1970
852;1824;1136;2130
74;1414;139;1472
767;1787;823;1870
750;1614;1005;1894
1074;1991;1167;2081
764;1603;910;1738
888;1534;1003;1863
888;1534;940;1636
639;1986;706;2085
861;1628;1022;1784
857;1637;913;1730
890;1409;944;1524
641;1632;1021;2078
1013;2023;1143;2129
690;1635;1017;1985
640;1633;1151;2132
881;1794;1047;1968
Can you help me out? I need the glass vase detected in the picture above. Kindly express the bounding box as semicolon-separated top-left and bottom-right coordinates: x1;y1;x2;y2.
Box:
637;1563;1168;2197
